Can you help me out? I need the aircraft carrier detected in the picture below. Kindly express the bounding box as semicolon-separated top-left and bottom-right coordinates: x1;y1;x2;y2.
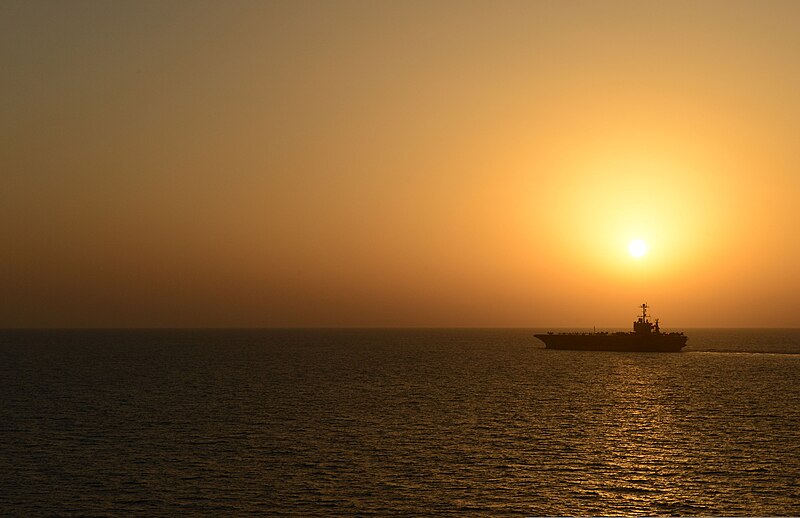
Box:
534;303;687;352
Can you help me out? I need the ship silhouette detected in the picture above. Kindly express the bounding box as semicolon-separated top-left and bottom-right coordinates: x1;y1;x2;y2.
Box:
535;303;687;352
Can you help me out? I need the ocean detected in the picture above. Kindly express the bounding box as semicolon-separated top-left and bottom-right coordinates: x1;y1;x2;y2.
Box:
1;328;799;516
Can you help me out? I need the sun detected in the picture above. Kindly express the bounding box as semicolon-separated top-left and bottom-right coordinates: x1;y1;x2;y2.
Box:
628;239;648;258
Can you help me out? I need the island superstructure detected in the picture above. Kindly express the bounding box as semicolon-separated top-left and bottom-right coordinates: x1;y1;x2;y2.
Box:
534;303;688;352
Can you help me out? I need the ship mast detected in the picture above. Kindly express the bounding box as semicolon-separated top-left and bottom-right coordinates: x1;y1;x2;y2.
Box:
633;302;653;334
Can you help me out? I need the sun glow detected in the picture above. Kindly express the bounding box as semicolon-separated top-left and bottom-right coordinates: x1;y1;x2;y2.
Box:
628;239;648;258
529;143;740;282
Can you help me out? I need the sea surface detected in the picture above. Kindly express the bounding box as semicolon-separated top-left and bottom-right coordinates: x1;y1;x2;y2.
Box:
1;328;799;516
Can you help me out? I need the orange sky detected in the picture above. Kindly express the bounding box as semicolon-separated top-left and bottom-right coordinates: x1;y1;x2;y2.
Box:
2;0;800;327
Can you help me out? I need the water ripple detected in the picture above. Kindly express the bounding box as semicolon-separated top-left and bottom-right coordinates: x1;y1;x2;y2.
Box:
1;328;799;515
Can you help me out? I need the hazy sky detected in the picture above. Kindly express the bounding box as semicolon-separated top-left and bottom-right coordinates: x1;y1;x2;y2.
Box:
3;0;800;327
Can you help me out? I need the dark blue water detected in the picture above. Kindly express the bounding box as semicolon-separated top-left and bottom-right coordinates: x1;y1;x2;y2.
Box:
2;329;799;516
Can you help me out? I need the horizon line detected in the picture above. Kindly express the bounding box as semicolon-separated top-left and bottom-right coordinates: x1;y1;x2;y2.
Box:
2;326;800;331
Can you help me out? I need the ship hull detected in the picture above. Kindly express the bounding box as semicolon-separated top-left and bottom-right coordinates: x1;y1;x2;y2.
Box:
534;333;687;352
